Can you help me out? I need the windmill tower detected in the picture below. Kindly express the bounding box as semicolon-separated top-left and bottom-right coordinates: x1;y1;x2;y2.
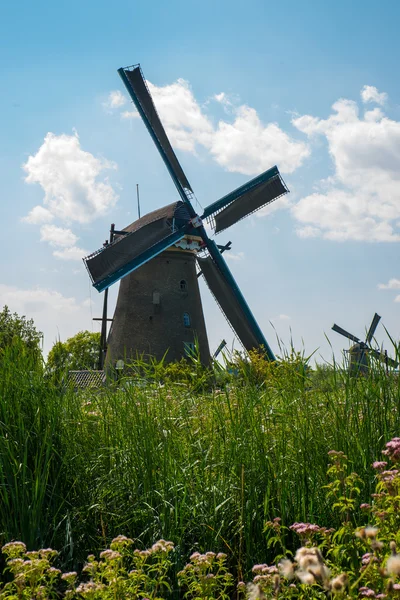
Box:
84;64;289;367
332;313;398;376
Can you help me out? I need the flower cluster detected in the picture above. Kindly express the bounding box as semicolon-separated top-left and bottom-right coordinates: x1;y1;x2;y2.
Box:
382;437;400;461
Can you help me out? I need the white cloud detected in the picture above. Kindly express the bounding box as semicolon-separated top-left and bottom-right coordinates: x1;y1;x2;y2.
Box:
22;205;54;224
23;131;118;224
53;246;87;261
103;90;127;110
110;78;309;175
395;295;400;303
378;278;400;290
0;285;98;355
291;91;400;242
210;106;309;175
278;314;291;320
40;224;78;248
361;85;388;106
148;79;214;154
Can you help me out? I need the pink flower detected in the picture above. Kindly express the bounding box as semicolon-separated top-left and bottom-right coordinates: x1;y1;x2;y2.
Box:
359;587;376;597
372;461;387;470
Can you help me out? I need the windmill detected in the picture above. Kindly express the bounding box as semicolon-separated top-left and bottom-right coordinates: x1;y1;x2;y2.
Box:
332;313;398;375
84;64;289;368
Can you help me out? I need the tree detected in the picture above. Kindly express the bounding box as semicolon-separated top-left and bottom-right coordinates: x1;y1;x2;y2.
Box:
0;305;42;359
47;330;101;373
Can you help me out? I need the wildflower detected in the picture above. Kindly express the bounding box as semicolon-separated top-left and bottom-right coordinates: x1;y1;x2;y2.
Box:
356;528;366;539
372;462;387;470
237;581;246;591
189;552;201;560
360;503;371;510
39;548;58;559
296;569;315;585
330;573;348;594
386;554;400;577
8;558;24;567
295;547;318;565
278;558;295;580
61;572;77;584
76;581;105;594
379;470;399;482
48;567;61;576
371;540;384;551
246;582;264;600
252;564;268;574
99;549;121;561
1;541;27;556
365;526;379;539
327;450;345;458
290;522;321;537
382;437;400;461
359;587;376;597
216;552;227;560
390;541;397;555
151;539;174;553
362;553;377;566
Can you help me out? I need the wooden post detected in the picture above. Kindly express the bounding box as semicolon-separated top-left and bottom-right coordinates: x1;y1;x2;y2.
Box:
98;223;115;370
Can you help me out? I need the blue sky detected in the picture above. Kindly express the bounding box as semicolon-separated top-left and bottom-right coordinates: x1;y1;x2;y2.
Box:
1;0;400;363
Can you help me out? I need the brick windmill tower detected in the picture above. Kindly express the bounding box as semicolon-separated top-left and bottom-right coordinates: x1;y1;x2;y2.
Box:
84;64;289;367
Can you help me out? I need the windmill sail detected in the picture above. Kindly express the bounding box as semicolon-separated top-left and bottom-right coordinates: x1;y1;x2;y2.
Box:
369;348;399;368
198;255;266;353
118;66;193;198
84;203;191;292
202;166;288;233
331;324;360;344
365;313;381;344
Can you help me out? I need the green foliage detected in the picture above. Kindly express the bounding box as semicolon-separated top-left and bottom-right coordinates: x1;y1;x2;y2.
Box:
47;330;101;373
0;305;42;362
3;442;400;598
1;344;400;585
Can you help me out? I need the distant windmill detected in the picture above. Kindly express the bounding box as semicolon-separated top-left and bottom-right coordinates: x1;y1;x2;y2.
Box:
332;313;398;375
84;64;289;368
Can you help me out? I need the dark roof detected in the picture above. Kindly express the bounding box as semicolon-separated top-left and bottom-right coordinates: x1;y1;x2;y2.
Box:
67;370;106;389
121;201;190;236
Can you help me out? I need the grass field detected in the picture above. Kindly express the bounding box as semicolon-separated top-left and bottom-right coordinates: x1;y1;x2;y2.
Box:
0;339;399;582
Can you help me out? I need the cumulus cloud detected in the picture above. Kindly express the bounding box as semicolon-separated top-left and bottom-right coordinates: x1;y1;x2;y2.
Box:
278;314;291;320
0;285;98;355
22;205;54;224
103;90;127;110
23;131;118;224
147;79;214;154
291;89;400;242
38;225;87;261
378;278;400;290
109;78;309;175
40;224;78;248
361;85;388;106
53;246;87;261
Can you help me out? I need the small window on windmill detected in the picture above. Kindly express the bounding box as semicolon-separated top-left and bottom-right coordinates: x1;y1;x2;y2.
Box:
152;291;160;305
184;341;195;356
180;279;187;291
183;312;191;327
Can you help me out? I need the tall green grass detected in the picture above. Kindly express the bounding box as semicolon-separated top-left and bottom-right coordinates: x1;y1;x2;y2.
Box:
0;340;399;578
